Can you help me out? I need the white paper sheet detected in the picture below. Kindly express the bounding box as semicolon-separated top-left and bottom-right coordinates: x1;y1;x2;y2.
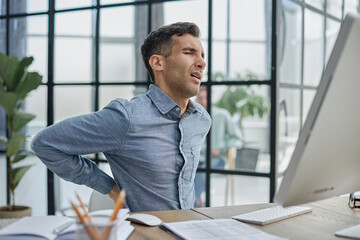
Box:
162;219;287;240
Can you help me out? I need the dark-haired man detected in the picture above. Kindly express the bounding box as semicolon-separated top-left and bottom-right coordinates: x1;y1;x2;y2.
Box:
31;22;211;212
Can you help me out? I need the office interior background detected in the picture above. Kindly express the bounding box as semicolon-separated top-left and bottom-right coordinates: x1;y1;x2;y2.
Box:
0;0;359;216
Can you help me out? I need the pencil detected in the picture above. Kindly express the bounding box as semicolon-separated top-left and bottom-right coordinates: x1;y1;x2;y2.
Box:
76;192;93;223
70;201;86;223
100;189;126;240
109;189;126;221
76;192;102;238
71;201;100;240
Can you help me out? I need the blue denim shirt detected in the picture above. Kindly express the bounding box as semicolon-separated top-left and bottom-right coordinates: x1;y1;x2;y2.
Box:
31;84;211;212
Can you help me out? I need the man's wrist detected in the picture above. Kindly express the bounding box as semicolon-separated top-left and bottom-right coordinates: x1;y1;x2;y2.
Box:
108;182;119;201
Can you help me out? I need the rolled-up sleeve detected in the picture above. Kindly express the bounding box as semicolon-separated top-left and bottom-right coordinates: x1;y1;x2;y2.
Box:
31;99;130;194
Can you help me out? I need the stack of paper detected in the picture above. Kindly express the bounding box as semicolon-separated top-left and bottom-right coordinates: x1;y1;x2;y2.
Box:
162;218;287;240
0;209;133;240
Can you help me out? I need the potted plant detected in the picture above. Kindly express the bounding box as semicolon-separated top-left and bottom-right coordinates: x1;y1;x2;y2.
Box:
0;52;42;218
214;72;270;170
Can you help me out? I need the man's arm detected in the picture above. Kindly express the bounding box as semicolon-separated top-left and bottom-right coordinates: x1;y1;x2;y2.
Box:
31;100;130;195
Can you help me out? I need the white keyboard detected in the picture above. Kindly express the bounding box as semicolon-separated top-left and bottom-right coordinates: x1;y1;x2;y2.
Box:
232;205;312;225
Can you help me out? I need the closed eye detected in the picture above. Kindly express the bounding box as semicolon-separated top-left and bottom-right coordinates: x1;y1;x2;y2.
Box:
182;47;205;59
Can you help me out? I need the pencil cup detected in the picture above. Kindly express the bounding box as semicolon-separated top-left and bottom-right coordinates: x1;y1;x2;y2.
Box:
76;216;118;240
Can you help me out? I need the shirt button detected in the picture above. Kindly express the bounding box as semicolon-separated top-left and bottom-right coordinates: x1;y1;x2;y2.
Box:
176;107;180;112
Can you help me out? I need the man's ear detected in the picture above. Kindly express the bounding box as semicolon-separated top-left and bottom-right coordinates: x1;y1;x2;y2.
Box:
149;54;164;72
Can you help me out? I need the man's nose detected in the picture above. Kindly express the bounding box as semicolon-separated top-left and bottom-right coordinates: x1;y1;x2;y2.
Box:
196;57;206;70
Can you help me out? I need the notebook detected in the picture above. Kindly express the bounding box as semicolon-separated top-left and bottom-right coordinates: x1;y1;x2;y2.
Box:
0;209;133;240
0;216;74;240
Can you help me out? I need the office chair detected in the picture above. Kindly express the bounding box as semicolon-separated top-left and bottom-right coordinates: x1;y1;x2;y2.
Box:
88;190;114;212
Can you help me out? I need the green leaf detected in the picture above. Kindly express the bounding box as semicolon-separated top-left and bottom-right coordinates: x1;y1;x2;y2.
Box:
11;165;32;191
14;57;33;87
0;91;18;117
13;111;35;132
0;136;7;147
0;52;20;91
16;72;42;99
6;133;26;157
12;152;31;163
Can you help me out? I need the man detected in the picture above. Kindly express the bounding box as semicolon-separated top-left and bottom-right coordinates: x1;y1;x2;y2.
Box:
194;87;241;207
31;22;211;212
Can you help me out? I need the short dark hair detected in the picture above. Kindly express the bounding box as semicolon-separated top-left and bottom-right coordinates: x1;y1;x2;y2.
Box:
141;22;200;83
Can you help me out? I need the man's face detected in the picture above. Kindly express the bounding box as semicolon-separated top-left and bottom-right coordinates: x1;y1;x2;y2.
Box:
162;33;206;99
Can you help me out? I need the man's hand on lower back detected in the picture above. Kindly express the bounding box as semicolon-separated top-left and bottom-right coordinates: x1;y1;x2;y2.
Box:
108;182;119;202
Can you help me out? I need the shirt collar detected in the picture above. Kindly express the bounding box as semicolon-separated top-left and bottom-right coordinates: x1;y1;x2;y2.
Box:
147;84;202;115
147;84;178;115
187;99;201;114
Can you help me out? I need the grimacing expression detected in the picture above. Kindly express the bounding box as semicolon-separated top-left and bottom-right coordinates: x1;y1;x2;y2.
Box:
162;34;206;99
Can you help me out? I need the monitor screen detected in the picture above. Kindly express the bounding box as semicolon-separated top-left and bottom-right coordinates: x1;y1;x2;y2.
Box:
275;13;360;207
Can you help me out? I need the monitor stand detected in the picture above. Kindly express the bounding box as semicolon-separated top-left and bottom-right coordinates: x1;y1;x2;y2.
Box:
335;224;360;239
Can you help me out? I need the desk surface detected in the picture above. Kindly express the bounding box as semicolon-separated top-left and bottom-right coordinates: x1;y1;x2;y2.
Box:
0;196;358;239
129;196;360;240
129;209;209;239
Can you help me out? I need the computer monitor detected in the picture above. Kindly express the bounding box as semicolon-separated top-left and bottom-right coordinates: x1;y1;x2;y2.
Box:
274;13;360;207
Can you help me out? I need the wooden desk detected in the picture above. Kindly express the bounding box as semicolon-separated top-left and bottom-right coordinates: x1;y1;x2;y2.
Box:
129;196;360;240
128;209;209;239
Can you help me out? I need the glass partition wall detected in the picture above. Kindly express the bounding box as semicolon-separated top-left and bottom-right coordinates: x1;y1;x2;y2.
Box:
0;0;278;215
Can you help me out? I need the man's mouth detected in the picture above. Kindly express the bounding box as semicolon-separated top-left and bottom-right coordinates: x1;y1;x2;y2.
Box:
190;72;202;80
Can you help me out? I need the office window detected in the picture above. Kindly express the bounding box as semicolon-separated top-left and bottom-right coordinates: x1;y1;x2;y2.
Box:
161;0;208;37
344;0;360;15
212;85;271;172
99;85;146;109
305;0;325;10
54;86;93;122
54;10;94;83
27;15;48;82
304;9;324;87
279;2;302;85
212;0;270;81
9;0;48;14
327;0;343;18
229;0;268;80
211;174;270;207
278;88;300;169
55;0;93;10
195;0;274;207
101;0;135;4
99;6;138;82
0;0;281;214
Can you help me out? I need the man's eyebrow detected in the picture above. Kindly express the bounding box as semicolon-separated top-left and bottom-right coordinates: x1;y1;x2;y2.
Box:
182;47;197;52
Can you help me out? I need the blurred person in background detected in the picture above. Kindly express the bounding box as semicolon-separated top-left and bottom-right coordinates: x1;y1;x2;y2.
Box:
194;86;242;207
